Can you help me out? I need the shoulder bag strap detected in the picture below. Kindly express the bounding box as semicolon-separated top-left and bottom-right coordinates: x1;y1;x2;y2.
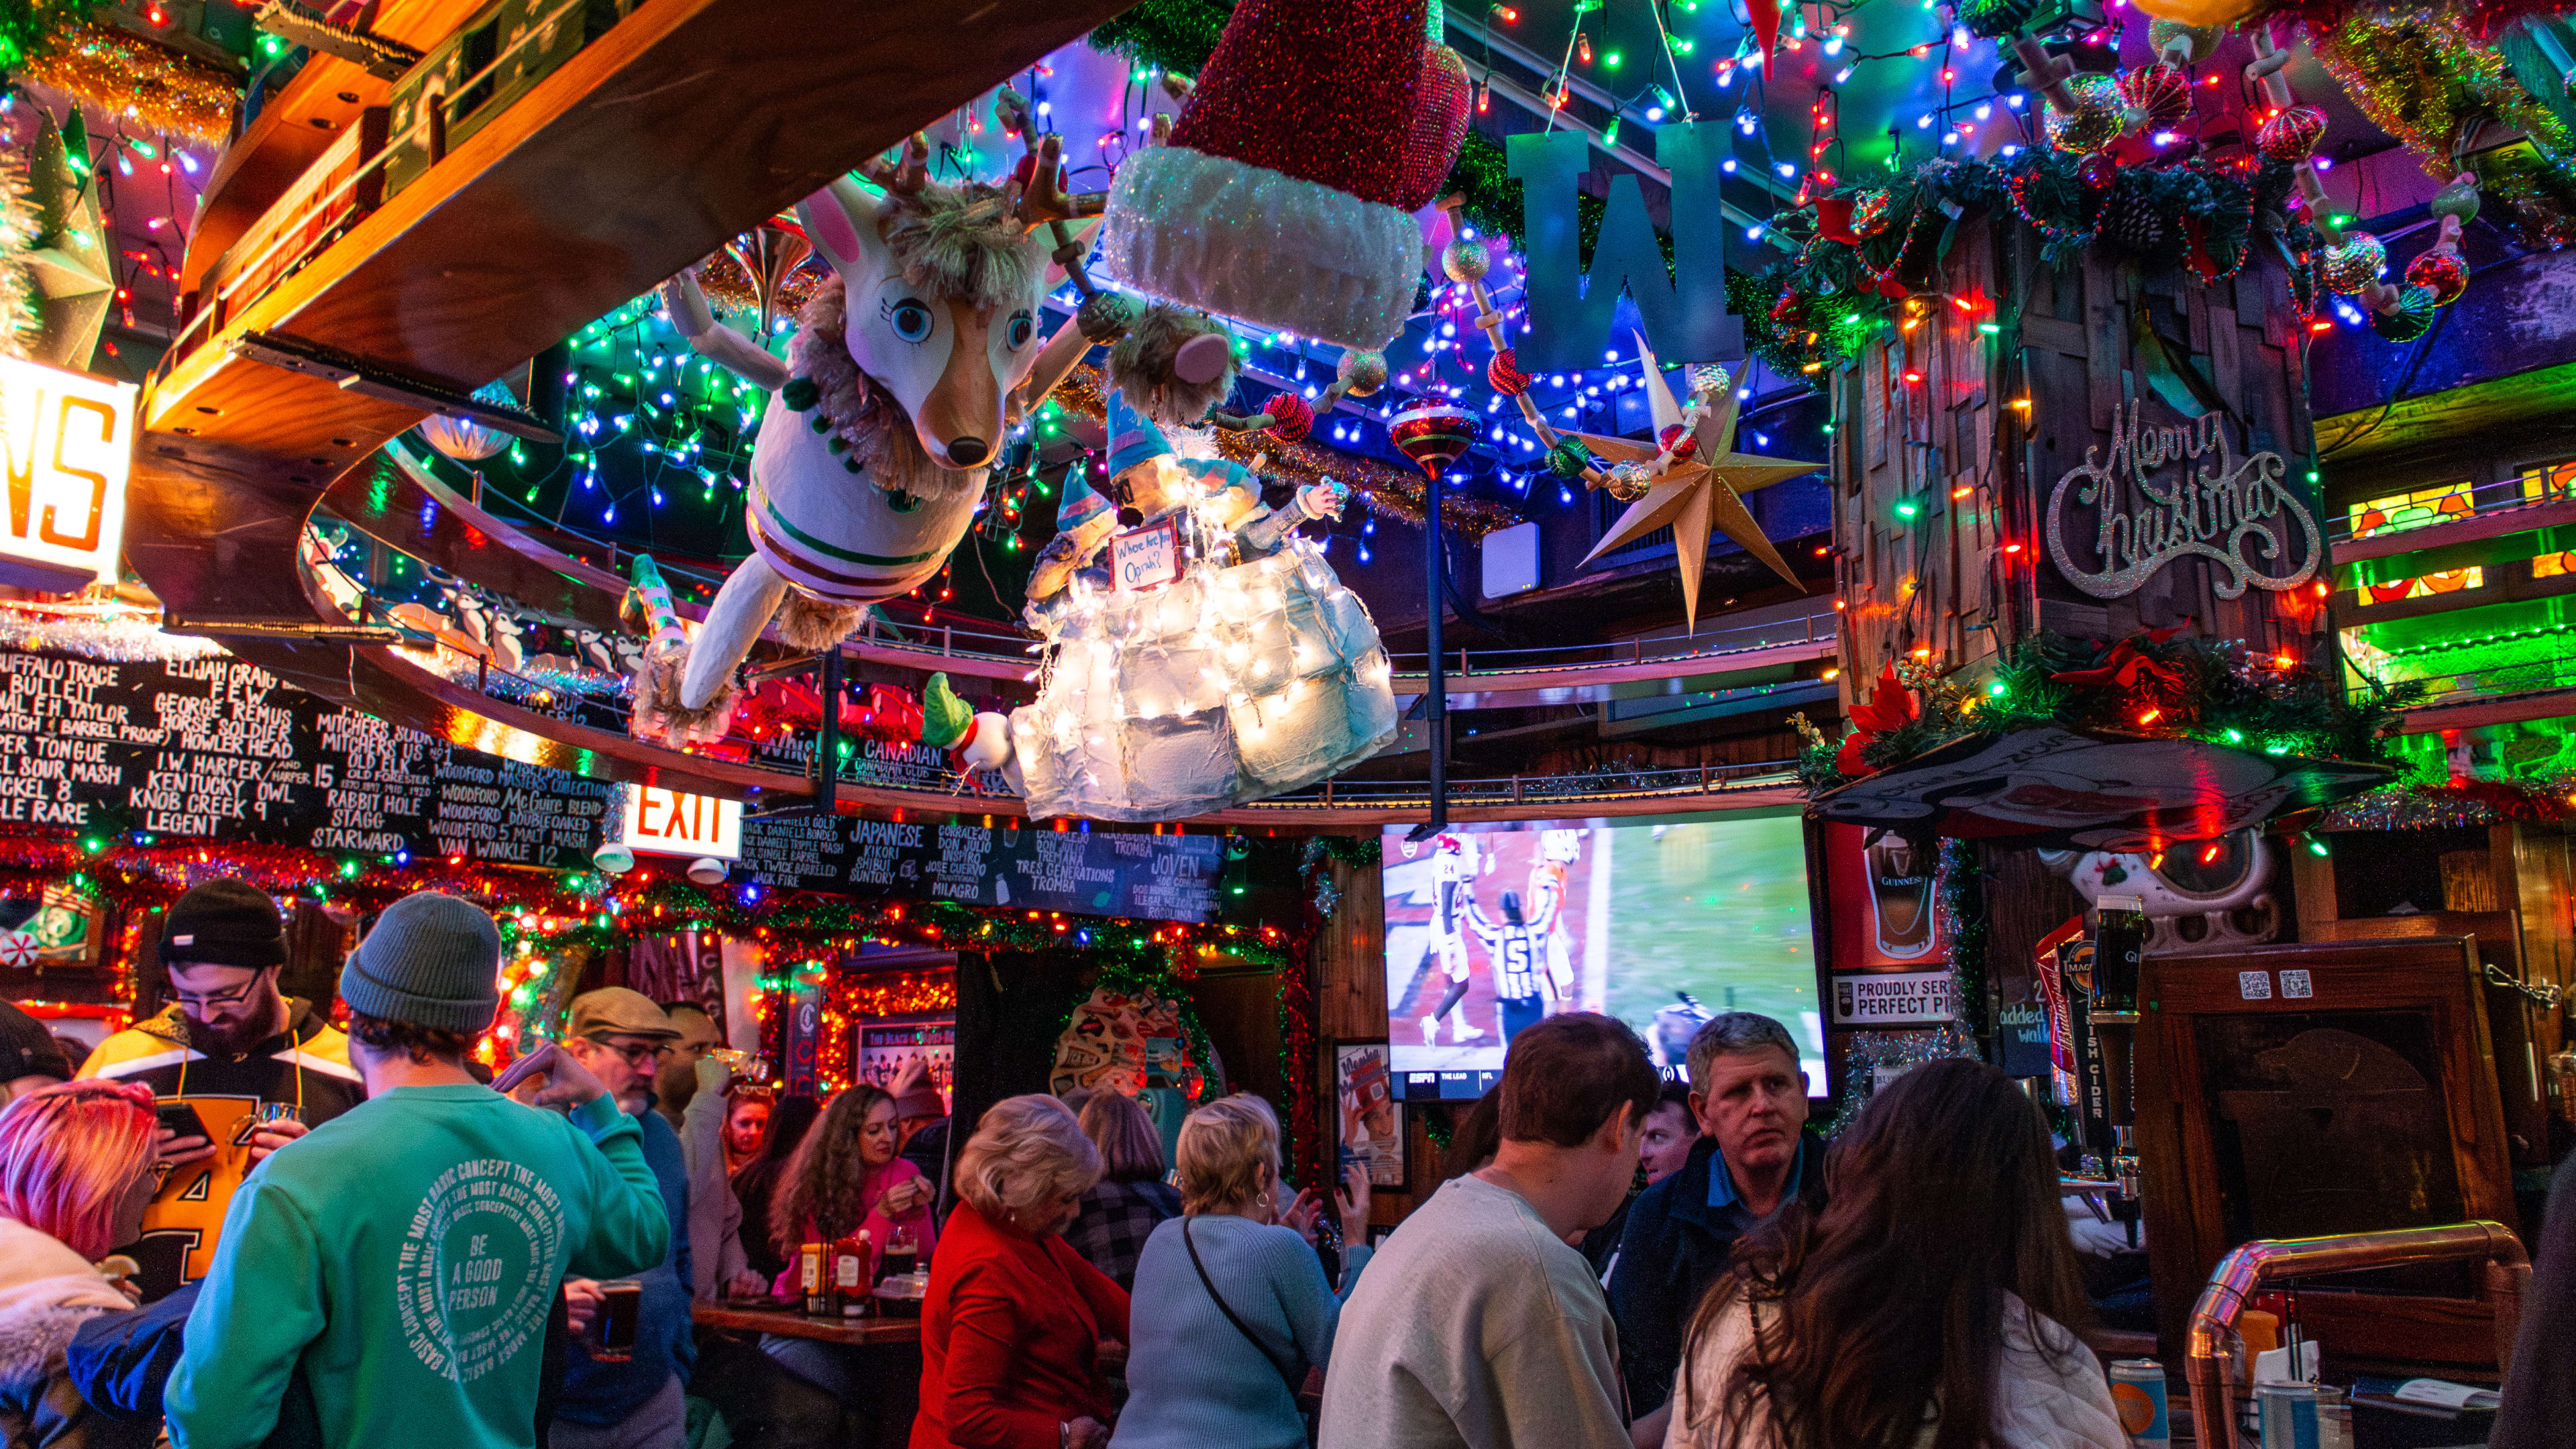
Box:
1181;1216;1301;1393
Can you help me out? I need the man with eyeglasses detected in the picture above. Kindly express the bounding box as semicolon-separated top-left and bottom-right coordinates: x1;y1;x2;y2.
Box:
79;878;360;1299
553;988;696;1449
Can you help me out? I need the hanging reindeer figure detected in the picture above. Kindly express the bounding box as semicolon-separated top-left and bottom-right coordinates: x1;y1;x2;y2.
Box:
639;126;1107;743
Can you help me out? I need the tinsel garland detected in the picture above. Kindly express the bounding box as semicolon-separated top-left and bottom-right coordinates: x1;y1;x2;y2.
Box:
1052;365;1526;535
1937;839;1988;1044
1742;151;2312;387
2308;9;2576;248
1794;631;2418;795
1815;1024;1980;1136
2323;775;2576;830
1281;892;1320;1189
18;23;237;142
0;602;225;661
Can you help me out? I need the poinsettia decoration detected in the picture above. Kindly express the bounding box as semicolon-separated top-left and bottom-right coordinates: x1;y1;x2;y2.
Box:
1835;664;1920;776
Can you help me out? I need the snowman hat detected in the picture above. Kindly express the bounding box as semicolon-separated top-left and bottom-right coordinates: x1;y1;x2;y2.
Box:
1105;389;1259;498
1101;0;1431;352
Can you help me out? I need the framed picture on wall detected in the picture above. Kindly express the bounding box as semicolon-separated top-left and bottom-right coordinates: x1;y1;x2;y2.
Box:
1335;1040;1405;1187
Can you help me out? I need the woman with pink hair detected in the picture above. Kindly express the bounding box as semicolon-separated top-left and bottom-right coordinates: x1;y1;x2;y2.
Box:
0;1077;160;1448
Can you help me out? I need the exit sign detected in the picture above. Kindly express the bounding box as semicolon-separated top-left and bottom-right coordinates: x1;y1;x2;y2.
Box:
619;785;743;861
0;357;136;594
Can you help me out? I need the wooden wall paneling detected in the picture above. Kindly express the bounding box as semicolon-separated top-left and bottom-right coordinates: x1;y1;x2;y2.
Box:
2511;824;2573;1085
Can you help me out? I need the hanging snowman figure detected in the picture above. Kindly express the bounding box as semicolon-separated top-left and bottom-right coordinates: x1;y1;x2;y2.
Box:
915;390;1395;820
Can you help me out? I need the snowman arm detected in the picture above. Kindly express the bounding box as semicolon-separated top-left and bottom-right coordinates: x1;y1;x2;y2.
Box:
663;272;792;393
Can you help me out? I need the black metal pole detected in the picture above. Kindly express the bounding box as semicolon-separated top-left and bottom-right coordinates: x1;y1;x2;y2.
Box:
814;645;843;817
1411;465;1448;843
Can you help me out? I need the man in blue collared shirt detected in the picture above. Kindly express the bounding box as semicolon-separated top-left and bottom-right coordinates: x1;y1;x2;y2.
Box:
1606;1012;1827;1426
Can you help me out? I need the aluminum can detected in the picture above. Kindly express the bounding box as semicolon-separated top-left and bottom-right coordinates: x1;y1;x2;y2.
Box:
2108;1358;2169;1448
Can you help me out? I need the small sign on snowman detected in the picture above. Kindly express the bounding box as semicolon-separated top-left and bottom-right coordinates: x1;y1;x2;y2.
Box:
1112;519;1181;592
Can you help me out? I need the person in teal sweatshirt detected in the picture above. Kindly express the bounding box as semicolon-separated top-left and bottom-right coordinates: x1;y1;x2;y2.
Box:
164;892;673;1449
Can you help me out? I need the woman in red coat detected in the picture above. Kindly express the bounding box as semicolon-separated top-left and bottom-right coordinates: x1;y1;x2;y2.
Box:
916;1093;1131;1449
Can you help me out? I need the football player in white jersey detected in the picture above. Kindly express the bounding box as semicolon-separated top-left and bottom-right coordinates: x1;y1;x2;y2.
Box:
1418;833;1489;1046
1528;828;1584;1008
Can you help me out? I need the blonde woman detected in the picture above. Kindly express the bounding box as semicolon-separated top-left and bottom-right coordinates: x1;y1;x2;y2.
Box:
914;1095;1129;1449
1109;1097;1371;1449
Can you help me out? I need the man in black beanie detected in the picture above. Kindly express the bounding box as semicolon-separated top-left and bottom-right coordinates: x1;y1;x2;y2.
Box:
78;877;361;1299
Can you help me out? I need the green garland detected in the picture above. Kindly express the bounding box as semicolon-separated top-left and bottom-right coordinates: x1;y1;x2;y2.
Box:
1795;631;2420;796
1741;150;2314;388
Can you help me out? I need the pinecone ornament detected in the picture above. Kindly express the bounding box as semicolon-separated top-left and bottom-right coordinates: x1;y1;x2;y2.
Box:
2096;184;2173;256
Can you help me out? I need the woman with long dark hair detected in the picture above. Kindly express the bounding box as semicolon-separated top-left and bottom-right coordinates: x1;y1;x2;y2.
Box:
1668;1059;2124;1449
731;1092;821;1284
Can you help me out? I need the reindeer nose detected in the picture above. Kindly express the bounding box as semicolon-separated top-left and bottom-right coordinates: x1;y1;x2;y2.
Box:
946;437;991;468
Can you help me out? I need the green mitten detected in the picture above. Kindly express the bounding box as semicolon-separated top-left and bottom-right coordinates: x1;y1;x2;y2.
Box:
920;672;972;749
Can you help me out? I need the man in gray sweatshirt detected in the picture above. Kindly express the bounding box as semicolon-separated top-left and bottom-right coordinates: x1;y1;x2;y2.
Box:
1318;1012;1661;1448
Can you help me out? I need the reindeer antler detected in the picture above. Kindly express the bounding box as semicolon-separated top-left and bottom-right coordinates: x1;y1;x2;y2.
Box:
858;133;932;197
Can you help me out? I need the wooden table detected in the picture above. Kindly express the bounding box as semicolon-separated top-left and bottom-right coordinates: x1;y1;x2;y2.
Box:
693;1301;920;1346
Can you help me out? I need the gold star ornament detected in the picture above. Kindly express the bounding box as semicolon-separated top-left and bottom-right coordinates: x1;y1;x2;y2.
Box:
1572;337;1819;631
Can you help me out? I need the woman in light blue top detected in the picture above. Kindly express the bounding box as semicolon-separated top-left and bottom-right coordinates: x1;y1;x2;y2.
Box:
1110;1095;1373;1449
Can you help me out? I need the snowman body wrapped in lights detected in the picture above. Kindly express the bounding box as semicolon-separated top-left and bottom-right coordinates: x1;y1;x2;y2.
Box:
924;391;1397;820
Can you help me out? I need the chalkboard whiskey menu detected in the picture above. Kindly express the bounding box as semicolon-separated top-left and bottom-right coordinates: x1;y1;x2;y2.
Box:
0;646;614;868
736;813;1240;925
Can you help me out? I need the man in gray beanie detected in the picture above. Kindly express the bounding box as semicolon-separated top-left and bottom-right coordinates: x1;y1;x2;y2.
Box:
165;892;674;1449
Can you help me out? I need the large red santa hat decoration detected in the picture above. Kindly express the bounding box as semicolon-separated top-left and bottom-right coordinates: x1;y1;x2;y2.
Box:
1102;0;1467;352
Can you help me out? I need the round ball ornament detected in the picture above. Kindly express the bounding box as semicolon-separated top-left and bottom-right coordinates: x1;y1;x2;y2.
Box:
1442;236;1491;284
2078;152;2118;195
1337;348;1389;397
1849;189;1893;238
1605;461;1654;501
2320;233;2387;295
2405;248;2469;305
2256;105;2327;162
2117;63;2192;130
2147;19;2221;62
2044;74;2129;154
1487;348;1532;396
1546;439;1592;478
2431;180;2481;222
1077;290;1140;343
1657;424;1700;462
2371;285;2438;343
416;382;523;462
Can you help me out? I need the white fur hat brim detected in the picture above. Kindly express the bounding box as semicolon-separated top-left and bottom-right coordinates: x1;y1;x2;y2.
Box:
1102;144;1422;352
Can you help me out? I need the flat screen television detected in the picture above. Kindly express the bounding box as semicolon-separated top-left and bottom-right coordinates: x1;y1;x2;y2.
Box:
1381;812;1824;1103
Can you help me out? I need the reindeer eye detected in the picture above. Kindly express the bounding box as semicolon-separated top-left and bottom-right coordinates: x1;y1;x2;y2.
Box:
887;299;933;343
1006;311;1035;350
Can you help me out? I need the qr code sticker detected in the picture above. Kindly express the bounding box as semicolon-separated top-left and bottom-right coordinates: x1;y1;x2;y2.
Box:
2279;969;2313;1000
2239;970;2273;1000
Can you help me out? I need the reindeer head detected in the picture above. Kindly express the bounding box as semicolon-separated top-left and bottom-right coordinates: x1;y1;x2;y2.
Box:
794;157;1059;473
